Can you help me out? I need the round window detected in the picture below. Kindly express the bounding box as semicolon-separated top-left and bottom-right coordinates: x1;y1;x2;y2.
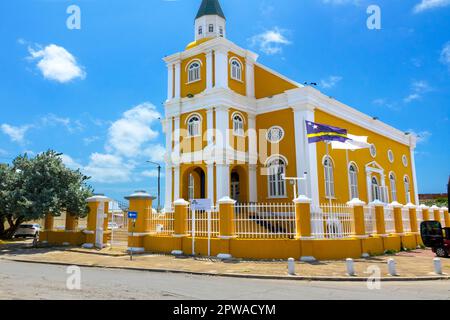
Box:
388;150;394;163
266;126;284;143
402;155;408;167
370;144;377;158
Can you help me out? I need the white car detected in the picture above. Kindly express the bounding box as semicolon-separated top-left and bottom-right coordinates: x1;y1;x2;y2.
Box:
14;224;41;238
108;222;119;230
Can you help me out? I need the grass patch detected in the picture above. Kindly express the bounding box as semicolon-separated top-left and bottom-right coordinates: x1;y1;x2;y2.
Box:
384;249;397;255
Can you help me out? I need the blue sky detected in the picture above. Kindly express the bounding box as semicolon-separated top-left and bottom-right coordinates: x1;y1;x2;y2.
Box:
0;0;449;203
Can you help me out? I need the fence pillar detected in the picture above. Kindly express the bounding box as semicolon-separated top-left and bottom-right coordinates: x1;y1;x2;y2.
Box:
65;213;79;232
125;191;155;253
83;195;110;249
405;203;418;234
430;205;440;222
391;201;404;235
171;199;189;255
444;208;449;228
371;200;387;237
217;196;236;260
294;195;312;239
347;198;366;238
44;214;54;231
420;205;430;221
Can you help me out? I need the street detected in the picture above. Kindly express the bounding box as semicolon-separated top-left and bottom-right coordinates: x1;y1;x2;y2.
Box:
0;260;449;300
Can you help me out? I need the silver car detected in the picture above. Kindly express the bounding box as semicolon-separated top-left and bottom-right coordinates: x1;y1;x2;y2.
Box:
14;224;41;238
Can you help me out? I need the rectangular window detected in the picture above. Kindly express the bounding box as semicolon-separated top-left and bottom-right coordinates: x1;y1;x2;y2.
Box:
219;27;224;37
209;24;214;32
198;26;202;35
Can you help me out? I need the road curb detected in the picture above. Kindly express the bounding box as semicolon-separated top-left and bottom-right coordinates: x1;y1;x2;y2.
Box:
2;257;450;282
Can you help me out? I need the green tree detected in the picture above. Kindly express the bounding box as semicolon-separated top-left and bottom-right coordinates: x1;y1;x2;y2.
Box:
0;150;93;239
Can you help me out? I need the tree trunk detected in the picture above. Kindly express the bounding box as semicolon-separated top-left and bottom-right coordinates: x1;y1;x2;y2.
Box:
0;215;24;240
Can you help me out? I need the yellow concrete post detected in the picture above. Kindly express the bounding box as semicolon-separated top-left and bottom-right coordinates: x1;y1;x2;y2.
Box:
347;198;366;238
391;201;404;235
430;205;440;222
44;214;54;231
103;201;110;232
125;191;155;253
217;196;237;260
294;196;312;239
83;195;110;249
421;205;430;221
444;208;449;228
65;213;79;231
405;204;418;233
372;200;387;236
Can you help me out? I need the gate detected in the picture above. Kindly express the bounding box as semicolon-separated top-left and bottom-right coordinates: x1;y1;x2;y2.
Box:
108;200;129;249
187;202;218;256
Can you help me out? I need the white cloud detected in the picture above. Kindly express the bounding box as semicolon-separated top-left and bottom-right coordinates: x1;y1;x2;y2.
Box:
83;136;101;145
84;153;133;183
440;42;450;68
320;75;343;89
143;144;166;163
60;154;83;170
142;170;164;178
407;130;432;144
403;80;432;103
249;28;292;55
0;124;31;144
27;44;86;83
41;114;84;133
413;0;450;13
107;103;161;157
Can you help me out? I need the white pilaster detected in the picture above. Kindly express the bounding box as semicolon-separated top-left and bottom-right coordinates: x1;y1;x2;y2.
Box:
206;108;215;146
174;62;181;99
292;105;319;207
245;60;255;98
164;117;173;210
216;164;230;199
165;167;173;210
214;48;228;90
249;164;257;203
173;166;180;201
206;50;214;91
167;64;174;101
366;173;373;203
207;163;215;202
215;105;230;153
248;114;257;165
409;136;419;205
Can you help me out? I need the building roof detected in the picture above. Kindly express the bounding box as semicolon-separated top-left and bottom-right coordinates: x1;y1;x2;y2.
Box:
195;0;226;20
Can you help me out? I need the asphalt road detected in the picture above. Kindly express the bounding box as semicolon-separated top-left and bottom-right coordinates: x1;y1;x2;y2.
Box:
0;260;449;300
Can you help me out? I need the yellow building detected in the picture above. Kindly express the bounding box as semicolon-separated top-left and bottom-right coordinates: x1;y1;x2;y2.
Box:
162;0;419;210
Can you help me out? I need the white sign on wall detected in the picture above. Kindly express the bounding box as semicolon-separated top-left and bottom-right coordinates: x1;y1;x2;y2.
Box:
190;199;212;211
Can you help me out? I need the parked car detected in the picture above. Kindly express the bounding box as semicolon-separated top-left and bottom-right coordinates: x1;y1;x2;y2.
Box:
108;222;119;230
14;224;41;238
420;221;450;257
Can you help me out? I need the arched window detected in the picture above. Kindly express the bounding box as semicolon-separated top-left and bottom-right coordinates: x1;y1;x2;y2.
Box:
348;164;359;200
323;157;335;198
267;158;287;198
232;114;244;136
404;176;411;203
187;115;201;137
389;173;397;202
231;59;242;81
371;177;380;201
187;61;201;83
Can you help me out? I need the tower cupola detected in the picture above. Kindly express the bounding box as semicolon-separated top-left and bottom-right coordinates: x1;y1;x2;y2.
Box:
194;0;226;41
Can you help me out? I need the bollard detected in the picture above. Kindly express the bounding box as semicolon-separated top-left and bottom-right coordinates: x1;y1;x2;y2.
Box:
387;258;397;276
288;258;296;276
346;258;355;276
433;258;443;275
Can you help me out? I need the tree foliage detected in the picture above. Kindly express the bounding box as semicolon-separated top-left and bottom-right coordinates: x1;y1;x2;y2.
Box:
0;150;93;239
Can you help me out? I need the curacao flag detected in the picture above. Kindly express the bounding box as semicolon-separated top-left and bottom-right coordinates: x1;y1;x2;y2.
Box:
305;121;349;144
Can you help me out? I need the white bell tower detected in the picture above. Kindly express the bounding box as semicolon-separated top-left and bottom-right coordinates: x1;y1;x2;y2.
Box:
194;0;226;41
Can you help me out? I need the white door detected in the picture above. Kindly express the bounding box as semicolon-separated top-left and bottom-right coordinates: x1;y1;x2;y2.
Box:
231;181;240;203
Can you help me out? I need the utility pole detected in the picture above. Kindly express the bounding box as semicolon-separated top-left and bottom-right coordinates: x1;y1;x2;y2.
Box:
147;161;162;212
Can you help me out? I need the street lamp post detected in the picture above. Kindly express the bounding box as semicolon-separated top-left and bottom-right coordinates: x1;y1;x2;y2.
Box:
147;161;162;212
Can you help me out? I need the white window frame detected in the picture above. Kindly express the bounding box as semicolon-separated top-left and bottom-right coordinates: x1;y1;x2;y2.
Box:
219;26;224;37
188;173;195;200
230;58;243;82
186;114;201;138
323;156;335;199
389;172;397;202
266;126;285;144
404;175;411;203
371;176;380;201
232;113;244;136
208;24;214;33
348;163;359;200
370;144;377;158
198;26;203;35
267;157;287;199
402;155;409;167
187;60;202;83
388;150;394;163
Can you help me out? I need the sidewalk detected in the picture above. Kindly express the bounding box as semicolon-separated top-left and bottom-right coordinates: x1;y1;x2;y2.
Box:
1;243;449;281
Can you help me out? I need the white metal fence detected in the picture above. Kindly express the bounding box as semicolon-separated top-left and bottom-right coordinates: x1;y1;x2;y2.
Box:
234;203;296;239
416;207;423;231
402;207;411;232
187;206;219;238
145;208;174;236
364;205;376;235
311;204;354;239
384;206;395;233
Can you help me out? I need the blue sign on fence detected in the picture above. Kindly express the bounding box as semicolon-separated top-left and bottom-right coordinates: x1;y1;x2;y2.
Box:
128;211;138;219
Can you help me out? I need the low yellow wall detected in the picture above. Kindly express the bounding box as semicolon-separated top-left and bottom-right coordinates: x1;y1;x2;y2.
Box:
40;231;86;246
401;234;418;249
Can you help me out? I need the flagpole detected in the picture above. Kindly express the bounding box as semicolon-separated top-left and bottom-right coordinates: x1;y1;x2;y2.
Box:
346;148;350;200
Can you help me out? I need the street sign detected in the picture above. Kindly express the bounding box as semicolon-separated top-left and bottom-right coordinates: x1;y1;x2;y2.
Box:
190;199;212;211
128;211;138;219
